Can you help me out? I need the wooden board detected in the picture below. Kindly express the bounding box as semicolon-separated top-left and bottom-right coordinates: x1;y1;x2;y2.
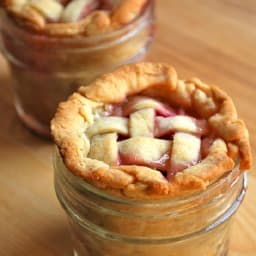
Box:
0;1;255;255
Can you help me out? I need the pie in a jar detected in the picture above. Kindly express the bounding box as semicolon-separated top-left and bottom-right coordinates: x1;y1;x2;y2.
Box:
51;62;252;199
1;0;149;36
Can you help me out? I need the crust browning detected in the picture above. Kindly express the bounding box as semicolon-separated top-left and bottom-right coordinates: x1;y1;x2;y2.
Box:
111;0;148;27
7;5;46;31
51;62;252;199
79;62;177;103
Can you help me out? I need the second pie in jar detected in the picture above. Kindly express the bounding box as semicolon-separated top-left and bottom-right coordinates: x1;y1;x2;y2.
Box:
51;62;252;199
2;0;151;36
0;0;154;137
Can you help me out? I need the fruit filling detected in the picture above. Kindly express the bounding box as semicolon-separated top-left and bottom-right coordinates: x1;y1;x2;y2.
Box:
86;96;214;177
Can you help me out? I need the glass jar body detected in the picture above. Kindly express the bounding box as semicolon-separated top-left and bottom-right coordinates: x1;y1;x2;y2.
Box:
0;2;154;137
54;152;247;256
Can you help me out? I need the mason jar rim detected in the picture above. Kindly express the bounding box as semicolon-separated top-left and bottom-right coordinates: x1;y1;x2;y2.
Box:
55;148;243;207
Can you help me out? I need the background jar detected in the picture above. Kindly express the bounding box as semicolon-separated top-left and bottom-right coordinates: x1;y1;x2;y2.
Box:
54;151;247;256
0;1;154;138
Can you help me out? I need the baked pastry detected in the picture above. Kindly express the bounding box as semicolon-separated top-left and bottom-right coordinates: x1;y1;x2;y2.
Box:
1;0;148;36
52;62;252;199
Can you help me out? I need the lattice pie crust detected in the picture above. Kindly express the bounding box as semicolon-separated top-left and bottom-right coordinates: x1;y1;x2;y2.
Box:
51;63;251;199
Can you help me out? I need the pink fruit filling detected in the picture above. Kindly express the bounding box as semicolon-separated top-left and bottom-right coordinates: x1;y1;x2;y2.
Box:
122;96;176;117
119;152;169;171
103;96;215;176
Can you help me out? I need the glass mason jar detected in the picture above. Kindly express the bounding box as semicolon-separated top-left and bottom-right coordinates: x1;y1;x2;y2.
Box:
0;1;154;138
54;150;247;256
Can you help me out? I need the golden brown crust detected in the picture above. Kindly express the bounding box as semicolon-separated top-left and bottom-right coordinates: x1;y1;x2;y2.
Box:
79;62;178;103
2;0;148;37
43;10;112;37
44;17;88;37
7;5;46;31
83;11;111;36
111;0;148;27
51;62;252;199
0;0;14;8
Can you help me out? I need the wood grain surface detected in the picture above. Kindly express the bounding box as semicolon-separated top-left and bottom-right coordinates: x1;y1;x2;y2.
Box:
0;1;255;255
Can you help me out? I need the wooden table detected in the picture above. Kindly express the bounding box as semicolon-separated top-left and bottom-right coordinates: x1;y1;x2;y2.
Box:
0;1;255;255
